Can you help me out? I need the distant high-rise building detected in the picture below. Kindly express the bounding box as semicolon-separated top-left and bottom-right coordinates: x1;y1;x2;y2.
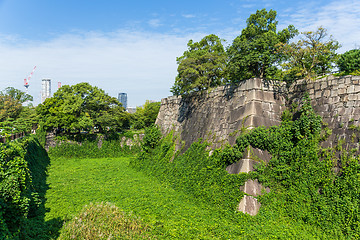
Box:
118;93;127;109
41;79;51;103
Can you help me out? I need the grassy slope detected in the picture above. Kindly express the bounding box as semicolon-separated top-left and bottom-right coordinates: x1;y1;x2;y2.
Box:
45;156;327;239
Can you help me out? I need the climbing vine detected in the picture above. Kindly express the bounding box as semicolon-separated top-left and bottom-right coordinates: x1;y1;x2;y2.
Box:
131;94;360;238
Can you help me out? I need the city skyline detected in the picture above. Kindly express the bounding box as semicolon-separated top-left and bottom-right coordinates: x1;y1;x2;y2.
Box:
0;0;359;106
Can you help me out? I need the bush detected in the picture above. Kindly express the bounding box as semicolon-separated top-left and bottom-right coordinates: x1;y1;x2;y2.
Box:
58;202;153;239
141;124;162;153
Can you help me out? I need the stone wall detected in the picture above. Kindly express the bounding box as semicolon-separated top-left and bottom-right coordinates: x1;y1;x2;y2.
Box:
291;75;360;152
156;78;286;151
156;75;360;152
155;75;360;215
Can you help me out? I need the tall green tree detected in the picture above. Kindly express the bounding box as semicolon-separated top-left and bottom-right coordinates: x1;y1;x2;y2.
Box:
171;34;227;96
37;82;129;134
337;49;360;74
0;87;33;121
277;27;340;81
131;100;161;129
227;9;297;82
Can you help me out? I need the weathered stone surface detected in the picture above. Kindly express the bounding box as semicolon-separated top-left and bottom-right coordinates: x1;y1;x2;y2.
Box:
156;75;360;156
240;179;263;196
155;75;360;215
226;158;254;174
238;195;261;216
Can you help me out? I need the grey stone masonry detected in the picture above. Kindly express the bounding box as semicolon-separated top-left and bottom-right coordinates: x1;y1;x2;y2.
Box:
296;75;360;154
155;75;360;215
156;78;286;150
156;75;360;154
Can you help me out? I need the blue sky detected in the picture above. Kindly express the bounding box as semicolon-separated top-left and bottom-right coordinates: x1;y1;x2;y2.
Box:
0;0;359;106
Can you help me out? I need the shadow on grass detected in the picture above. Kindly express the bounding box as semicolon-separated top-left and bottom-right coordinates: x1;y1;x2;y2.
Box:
22;138;63;240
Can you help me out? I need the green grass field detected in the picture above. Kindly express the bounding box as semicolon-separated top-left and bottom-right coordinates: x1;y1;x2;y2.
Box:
45;156;328;239
45;157;246;239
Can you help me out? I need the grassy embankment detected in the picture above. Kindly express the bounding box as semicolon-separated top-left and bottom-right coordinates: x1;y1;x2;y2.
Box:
46;156;243;239
45;154;327;239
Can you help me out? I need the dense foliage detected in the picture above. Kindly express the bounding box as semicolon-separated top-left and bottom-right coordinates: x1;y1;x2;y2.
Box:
58;202;152;239
48;135;140;159
171;34;227;95
229;96;360;237
227;9;297;82
277;27;340;81
131;126;248;212
131;96;360;238
0;136;51;239
172;9;342;96
36;82;130;135
337;49;360;74
0;87;36;135
130;100;161;129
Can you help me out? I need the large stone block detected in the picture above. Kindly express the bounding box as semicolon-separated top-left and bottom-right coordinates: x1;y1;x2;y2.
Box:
354;85;360;93
240;179;263;196
238;195;261;216
226;158;255;174
347;85;356;94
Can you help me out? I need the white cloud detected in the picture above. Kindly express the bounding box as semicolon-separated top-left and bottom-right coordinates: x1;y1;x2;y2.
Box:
283;0;360;52
148;19;162;28
241;4;256;9
0;30;201;106
182;14;196;19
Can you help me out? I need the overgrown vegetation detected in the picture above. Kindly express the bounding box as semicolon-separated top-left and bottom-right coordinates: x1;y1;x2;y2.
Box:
131;127;248;212
44;154;328;239
58;202;152;240
232;96;360;238
130;95;360;238
48;135;140;159
0;135;54;239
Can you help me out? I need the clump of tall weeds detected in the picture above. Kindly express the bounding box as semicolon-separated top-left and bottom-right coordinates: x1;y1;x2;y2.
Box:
58;202;154;239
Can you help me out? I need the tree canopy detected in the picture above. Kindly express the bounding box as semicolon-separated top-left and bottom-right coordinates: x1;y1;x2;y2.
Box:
227;9;298;82
131;100;161;130
337;49;360;74
171;34;227;96
0;87;33;121
0;87;35;135
37;82;129;134
277;27;340;81
170;9;344;96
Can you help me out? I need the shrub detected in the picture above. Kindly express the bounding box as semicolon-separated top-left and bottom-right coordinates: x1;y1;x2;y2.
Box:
141;124;162;153
58;202;152;240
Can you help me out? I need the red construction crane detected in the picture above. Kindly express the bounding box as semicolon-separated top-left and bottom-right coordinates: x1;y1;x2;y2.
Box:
24;66;36;93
